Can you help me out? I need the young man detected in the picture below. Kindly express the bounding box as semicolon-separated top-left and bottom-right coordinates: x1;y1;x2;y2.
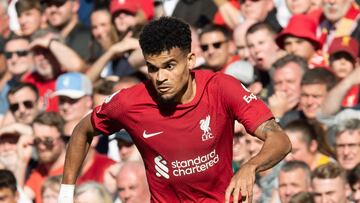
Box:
311;162;349;203
59;17;291;203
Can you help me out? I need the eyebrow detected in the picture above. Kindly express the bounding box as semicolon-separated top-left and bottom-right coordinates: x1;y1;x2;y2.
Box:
146;58;177;69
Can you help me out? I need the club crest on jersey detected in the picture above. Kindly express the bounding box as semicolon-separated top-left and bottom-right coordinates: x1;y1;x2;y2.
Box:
200;115;213;141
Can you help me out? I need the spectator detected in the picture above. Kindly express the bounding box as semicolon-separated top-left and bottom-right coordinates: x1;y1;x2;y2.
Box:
24;28;85;112
327;36;359;108
289;192;315;203
233;19;256;63
317;0;360;52
240;0;281;32
52;72;93;136
348;163;360;203
285;0;312;14
334;118;360;170
277;161;312;203
74;182;112;203
90;7;118;51
269;55;307;119
115;161;150;203
24;112;66;203
246;22;282;72
4;36;34;80
311;162;348;203
232;122;250;172
2;82;40;127
114;130;141;162
41;175;62;203
42;0;102;63
0;123;33;186
0;169;18;203
276;14;326;69
53;72;117;189
284;120;333;170
198;24;237;72
280;68;337;126
15;0;45;37
0;0;11;39
319;65;360;117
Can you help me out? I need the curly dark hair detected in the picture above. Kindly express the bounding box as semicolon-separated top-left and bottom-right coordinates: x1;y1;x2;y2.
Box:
139;17;191;56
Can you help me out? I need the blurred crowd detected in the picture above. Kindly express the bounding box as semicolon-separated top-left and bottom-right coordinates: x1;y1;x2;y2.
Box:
0;0;359;202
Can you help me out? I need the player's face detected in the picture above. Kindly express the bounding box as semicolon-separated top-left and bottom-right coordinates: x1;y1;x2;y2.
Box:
145;47;196;103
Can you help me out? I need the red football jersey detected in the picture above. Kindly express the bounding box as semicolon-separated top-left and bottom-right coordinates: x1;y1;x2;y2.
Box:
91;70;273;202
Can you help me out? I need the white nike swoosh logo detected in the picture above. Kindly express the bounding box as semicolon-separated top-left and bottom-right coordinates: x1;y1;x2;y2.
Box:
143;131;163;138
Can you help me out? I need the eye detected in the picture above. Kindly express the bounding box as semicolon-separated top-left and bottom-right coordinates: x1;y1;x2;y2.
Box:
166;63;175;70
147;65;157;73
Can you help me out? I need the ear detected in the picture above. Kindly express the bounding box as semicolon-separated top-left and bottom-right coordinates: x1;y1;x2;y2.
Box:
267;0;275;12
187;52;196;70
309;140;318;153
72;0;80;14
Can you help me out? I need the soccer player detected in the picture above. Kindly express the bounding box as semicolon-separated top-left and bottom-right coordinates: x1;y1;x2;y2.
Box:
58;17;291;203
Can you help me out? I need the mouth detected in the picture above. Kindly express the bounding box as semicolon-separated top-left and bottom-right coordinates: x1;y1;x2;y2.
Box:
157;86;170;94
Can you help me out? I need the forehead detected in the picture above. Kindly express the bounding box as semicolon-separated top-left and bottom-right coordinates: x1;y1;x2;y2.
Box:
280;168;306;181
274;62;302;78
91;10;111;22
145;48;185;66
247;29;274;40
5;39;30;50
286;130;307;144
117;170;139;186
301;83;327;94
336;130;360;143
200;31;226;42
9;87;36;99
312;177;344;191
33;123;60;137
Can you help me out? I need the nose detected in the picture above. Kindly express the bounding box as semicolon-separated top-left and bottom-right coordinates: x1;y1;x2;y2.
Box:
156;69;167;82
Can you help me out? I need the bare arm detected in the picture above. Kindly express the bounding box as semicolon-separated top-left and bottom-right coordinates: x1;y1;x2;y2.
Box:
86;38;141;82
62;114;98;184
30;38;85;72
225;119;291;203
319;66;360;116
213;0;242;29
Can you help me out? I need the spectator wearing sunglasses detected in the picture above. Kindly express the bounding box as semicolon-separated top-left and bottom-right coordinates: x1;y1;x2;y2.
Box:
0;122;35;200
2;82;40;127
24;112;66;203
198;24;239;72
41;0;102;63
4;36;34;81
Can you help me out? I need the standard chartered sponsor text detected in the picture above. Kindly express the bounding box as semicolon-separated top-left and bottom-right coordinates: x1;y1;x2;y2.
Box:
172;149;219;176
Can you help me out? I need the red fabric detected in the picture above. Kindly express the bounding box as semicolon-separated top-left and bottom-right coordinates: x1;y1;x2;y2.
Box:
328;36;359;60
213;0;241;28
342;85;360;107
110;0;154;20
308;51;328;69
276;14;321;50
77;152;116;185
25;165;63;203
91;70;273;202
22;72;58;112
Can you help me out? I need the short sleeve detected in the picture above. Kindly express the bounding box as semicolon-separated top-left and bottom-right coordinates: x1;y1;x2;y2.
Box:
217;74;273;134
91;91;124;135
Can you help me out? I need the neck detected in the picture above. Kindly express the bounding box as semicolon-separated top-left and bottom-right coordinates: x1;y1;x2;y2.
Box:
60;16;78;38
178;73;196;104
45;150;66;171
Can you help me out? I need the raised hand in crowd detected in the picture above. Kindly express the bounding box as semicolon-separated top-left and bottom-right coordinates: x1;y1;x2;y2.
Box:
268;91;292;119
